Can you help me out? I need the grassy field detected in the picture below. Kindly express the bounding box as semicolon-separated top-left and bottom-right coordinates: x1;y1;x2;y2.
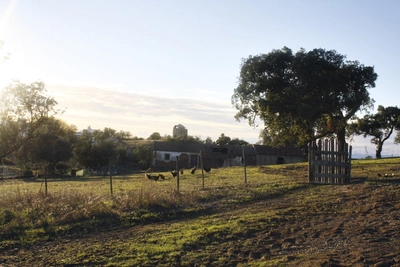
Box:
0;165;303;239
1;158;400;266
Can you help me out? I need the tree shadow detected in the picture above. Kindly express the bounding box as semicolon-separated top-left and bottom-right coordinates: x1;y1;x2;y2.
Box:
365;178;400;184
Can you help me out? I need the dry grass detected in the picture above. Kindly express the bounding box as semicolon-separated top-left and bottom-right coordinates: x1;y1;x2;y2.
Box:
1;158;399;250
0;165;306;244
1;159;400;266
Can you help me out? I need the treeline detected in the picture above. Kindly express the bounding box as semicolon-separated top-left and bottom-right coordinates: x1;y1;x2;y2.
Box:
0;81;249;176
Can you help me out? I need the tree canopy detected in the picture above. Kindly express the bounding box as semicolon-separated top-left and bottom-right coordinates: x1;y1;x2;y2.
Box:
0;81;59;159
348;105;400;158
12;117;77;174
215;133;249;146
73;128;125;171
147;132;162;140
232;47;378;148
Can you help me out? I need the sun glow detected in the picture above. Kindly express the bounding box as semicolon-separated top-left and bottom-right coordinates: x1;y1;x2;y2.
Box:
0;0;18;89
0;0;17;39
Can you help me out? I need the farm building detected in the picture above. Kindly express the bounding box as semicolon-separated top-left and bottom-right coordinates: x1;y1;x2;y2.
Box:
253;145;306;165
151;141;305;171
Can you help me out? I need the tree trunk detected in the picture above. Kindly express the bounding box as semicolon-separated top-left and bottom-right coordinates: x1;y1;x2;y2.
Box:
376;143;383;159
336;126;346;152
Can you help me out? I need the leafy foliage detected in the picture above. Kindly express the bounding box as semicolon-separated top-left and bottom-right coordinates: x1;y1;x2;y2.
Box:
73;128;124;171
348;105;400;158
134;144;153;170
215;133;248;146
162;134;204;143
232;47;377;148
147;132;162;140
12;117;77;174
0;81;59;159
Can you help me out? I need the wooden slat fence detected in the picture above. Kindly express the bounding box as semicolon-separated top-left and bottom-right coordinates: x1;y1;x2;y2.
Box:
308;139;352;184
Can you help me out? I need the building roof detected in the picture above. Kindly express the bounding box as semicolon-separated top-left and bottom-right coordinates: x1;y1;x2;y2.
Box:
227;145;256;156
153;141;208;153
252;145;304;157
120;140;304;157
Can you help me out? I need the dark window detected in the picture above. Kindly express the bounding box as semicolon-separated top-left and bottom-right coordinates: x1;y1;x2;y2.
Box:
165;153;170;161
212;147;228;154
276;157;284;164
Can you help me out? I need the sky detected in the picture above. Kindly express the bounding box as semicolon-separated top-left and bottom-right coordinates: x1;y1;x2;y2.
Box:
1;0;400;158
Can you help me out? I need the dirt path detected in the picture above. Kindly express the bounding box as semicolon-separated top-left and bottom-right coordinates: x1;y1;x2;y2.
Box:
1;182;400;266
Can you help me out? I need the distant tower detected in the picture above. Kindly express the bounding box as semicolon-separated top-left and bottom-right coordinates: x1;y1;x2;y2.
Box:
173;124;188;138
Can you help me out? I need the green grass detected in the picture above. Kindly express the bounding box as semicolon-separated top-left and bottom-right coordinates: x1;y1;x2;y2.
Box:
1;158;400;266
0;165;305;246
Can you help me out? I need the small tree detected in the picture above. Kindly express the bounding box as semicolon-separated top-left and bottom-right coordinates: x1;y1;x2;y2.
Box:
348;105;400;158
204;137;213;144
134;145;153;170
216;133;248;146
13;117;77;175
216;133;231;146
115;130;132;139
73;128;122;172
229;137;249;146
0;81;59;160
147;132;162;140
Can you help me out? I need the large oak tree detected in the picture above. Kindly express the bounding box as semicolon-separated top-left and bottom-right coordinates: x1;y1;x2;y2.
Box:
232;47;378;149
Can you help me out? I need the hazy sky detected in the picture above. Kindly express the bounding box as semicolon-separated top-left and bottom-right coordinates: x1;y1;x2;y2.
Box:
1;0;400;157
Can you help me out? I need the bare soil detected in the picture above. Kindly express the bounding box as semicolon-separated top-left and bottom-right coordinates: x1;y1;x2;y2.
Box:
1;179;400;266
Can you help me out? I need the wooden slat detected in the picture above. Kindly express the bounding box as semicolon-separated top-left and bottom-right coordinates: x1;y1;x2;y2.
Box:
312;161;350;167
309;138;352;184
313;173;350;179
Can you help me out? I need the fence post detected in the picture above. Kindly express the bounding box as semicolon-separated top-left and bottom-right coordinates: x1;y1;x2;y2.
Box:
308;141;313;183
109;157;113;196
200;150;205;190
243;147;247;185
347;145;352;183
44;176;48;195
329;138;334;183
176;156;180;192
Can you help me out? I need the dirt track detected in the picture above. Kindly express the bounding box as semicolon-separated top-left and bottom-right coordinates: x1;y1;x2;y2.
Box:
1;181;400;266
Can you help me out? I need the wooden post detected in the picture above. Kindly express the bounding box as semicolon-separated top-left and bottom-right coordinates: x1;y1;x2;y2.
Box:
308;142;312;183
45;176;48;195
317;139;322;183
242;147;247;185
109;157;113;195
176;156;180;192
348;145;352;183
200;150;205;190
330;138;335;183
44;165;48;195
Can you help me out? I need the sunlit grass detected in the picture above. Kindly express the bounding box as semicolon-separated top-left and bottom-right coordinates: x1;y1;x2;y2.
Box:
0;164;309;247
2;159;400;265
2;158;400;259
